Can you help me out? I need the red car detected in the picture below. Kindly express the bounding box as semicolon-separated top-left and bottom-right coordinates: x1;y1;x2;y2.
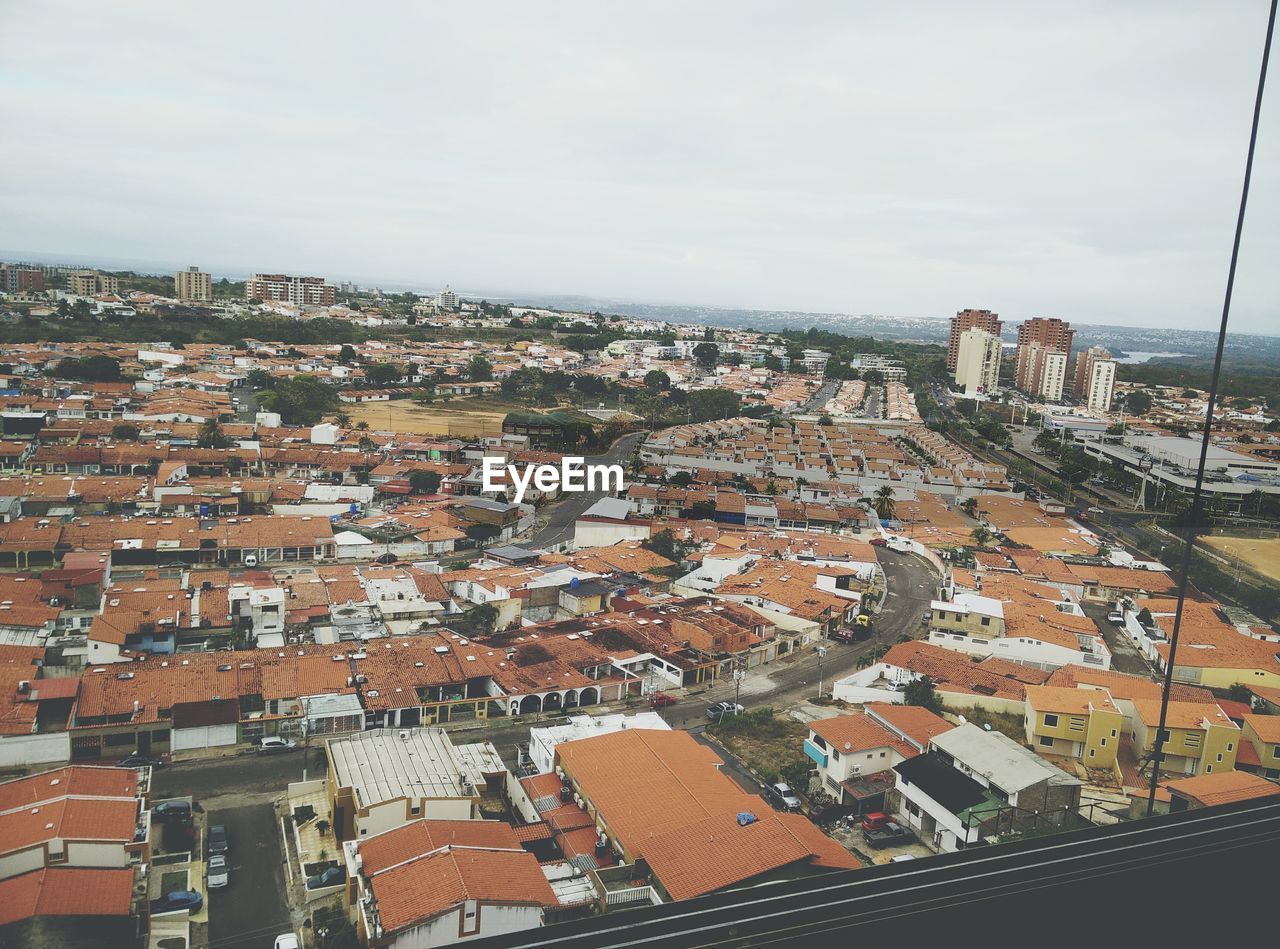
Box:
860;811;891;832
869;537;888;547
649;692;677;709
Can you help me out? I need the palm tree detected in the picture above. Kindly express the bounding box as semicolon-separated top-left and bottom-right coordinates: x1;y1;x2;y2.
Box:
971;525;995;548
960;497;978;518
872;485;896;522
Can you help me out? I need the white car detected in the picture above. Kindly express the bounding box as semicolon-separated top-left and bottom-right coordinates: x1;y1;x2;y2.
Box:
274;936;300;949
207;853;229;888
1107;611;1125;624
257;736;297;754
889;854;917;863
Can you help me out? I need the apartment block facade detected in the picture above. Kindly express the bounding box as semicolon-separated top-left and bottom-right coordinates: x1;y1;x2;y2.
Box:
66;270;120;296
953;327;1002;397
246;273;336;305
946;309;1002;371
1014;318;1073;400
174;266;213;302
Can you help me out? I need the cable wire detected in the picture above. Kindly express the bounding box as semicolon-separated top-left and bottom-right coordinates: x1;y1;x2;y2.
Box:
1146;0;1277;817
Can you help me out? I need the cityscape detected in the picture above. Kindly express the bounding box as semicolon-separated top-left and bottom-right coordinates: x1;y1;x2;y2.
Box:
1;3;1278;949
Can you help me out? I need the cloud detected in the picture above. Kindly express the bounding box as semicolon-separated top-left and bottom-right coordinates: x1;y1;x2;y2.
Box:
0;0;1276;331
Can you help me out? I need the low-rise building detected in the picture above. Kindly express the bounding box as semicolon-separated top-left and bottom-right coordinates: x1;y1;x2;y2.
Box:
1129;700;1239;777
1024;685;1124;768
326;727;505;843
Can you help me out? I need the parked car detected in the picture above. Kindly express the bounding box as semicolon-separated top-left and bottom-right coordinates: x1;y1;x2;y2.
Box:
860;811;892;832
151;800;192;823
829;627;866;645
117;753;163;769
649;691;678;709
307;865;345;889
257;736;297;754
869;537;888;547
889;854;918;863
243;554;259;567
207;824;228;856
807;801;848;825
1107;611;1125;624
274;937;300;949
207;854;229;889
151;890;203;914
766;782;803;812
1087;506;1104;514
864;822;916;849
706;701;745;721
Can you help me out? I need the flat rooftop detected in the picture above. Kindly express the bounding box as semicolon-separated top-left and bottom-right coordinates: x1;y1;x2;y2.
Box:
328;727;500;808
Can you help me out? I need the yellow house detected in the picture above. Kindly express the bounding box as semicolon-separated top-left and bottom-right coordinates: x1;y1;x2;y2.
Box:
1130;700;1240;777
1239;714;1280;780
1024;685;1123;769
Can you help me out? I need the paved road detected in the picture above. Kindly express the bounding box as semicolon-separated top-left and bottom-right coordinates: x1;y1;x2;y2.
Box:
152;748;317;808
527;431;646;549
206;802;293;949
1079;601;1152;676
805;380;839;412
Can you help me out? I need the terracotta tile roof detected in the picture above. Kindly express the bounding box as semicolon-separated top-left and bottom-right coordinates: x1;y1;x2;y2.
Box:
1243;713;1280;745
641;810;860;901
0;867;134;927
1025;685;1119;716
811;713;911;757
1045;664;1214;703
369;846;556;934
359;819;521;874
0;766;136;812
1130;699;1237;731
1164;770;1280;807
864;703;955;748
0;797;139;855
555;729;860;899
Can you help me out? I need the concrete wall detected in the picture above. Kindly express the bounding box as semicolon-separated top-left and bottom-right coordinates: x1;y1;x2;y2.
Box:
0;731;70;769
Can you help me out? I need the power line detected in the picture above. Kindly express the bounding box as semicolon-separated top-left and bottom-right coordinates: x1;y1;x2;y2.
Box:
1147;0;1277;817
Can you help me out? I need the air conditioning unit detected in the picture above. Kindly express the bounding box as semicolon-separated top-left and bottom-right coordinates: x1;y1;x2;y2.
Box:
398;730;410;741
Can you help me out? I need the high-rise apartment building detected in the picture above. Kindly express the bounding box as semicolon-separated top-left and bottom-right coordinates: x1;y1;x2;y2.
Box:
245;273;336;306
1080;354;1117;413
1014;318;1074;400
434;286;459;311
0;264;44;293
174;266;213;301
946;309;1002;371
953;328;1002;398
66;270;120;296
1072;346;1115;405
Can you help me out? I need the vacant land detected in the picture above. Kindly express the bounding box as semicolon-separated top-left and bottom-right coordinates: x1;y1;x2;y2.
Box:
1201;534;1280;584
344;397;517;436
708;709;811;785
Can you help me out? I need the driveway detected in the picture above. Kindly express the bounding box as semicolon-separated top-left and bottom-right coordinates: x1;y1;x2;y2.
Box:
528;431;645;549
206;802;293;949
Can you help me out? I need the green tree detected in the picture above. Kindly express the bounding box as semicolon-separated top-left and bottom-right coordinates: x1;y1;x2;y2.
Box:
52;355;122;382
818;413;833;426
246;369;272;390
197;418;229;449
111;423;140;441
692;342;720;368
903;676;943;713
339;344;357;364
1124;390;1153;415
365;362;404;387
960;497;978;517
971;525;995;548
408;470;442;494
255;375;339;425
642;529;685;563
644;369;671;392
872;485;896;522
467;355;494;381
668;471;694;487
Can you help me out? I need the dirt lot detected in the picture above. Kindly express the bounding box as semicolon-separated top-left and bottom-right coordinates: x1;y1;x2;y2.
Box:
707;709;811;785
344;398;515;436
1201;534;1280;584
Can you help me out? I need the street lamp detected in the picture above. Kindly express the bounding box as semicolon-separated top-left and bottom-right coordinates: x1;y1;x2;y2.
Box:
816;646;829;700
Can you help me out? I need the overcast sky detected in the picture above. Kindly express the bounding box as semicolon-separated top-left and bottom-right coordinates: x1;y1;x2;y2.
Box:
1;1;1276;332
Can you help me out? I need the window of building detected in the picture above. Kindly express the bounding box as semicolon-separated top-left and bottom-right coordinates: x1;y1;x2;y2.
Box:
905;801;920;817
981;617;990;626
1043;714;1059;727
1158;729;1171;743
1216;753;1223;762
1100;737;1107;747
1088;749;1096;758
1205;764;1213;773
1039;735;1054;747
1111;729;1118;738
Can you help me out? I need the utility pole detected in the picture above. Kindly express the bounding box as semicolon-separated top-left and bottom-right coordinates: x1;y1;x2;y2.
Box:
816;646;828;700
733;656;746;710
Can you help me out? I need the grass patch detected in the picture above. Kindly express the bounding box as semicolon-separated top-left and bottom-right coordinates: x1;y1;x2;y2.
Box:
707;708;812;787
948;705;1026;743
160;870;188;894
